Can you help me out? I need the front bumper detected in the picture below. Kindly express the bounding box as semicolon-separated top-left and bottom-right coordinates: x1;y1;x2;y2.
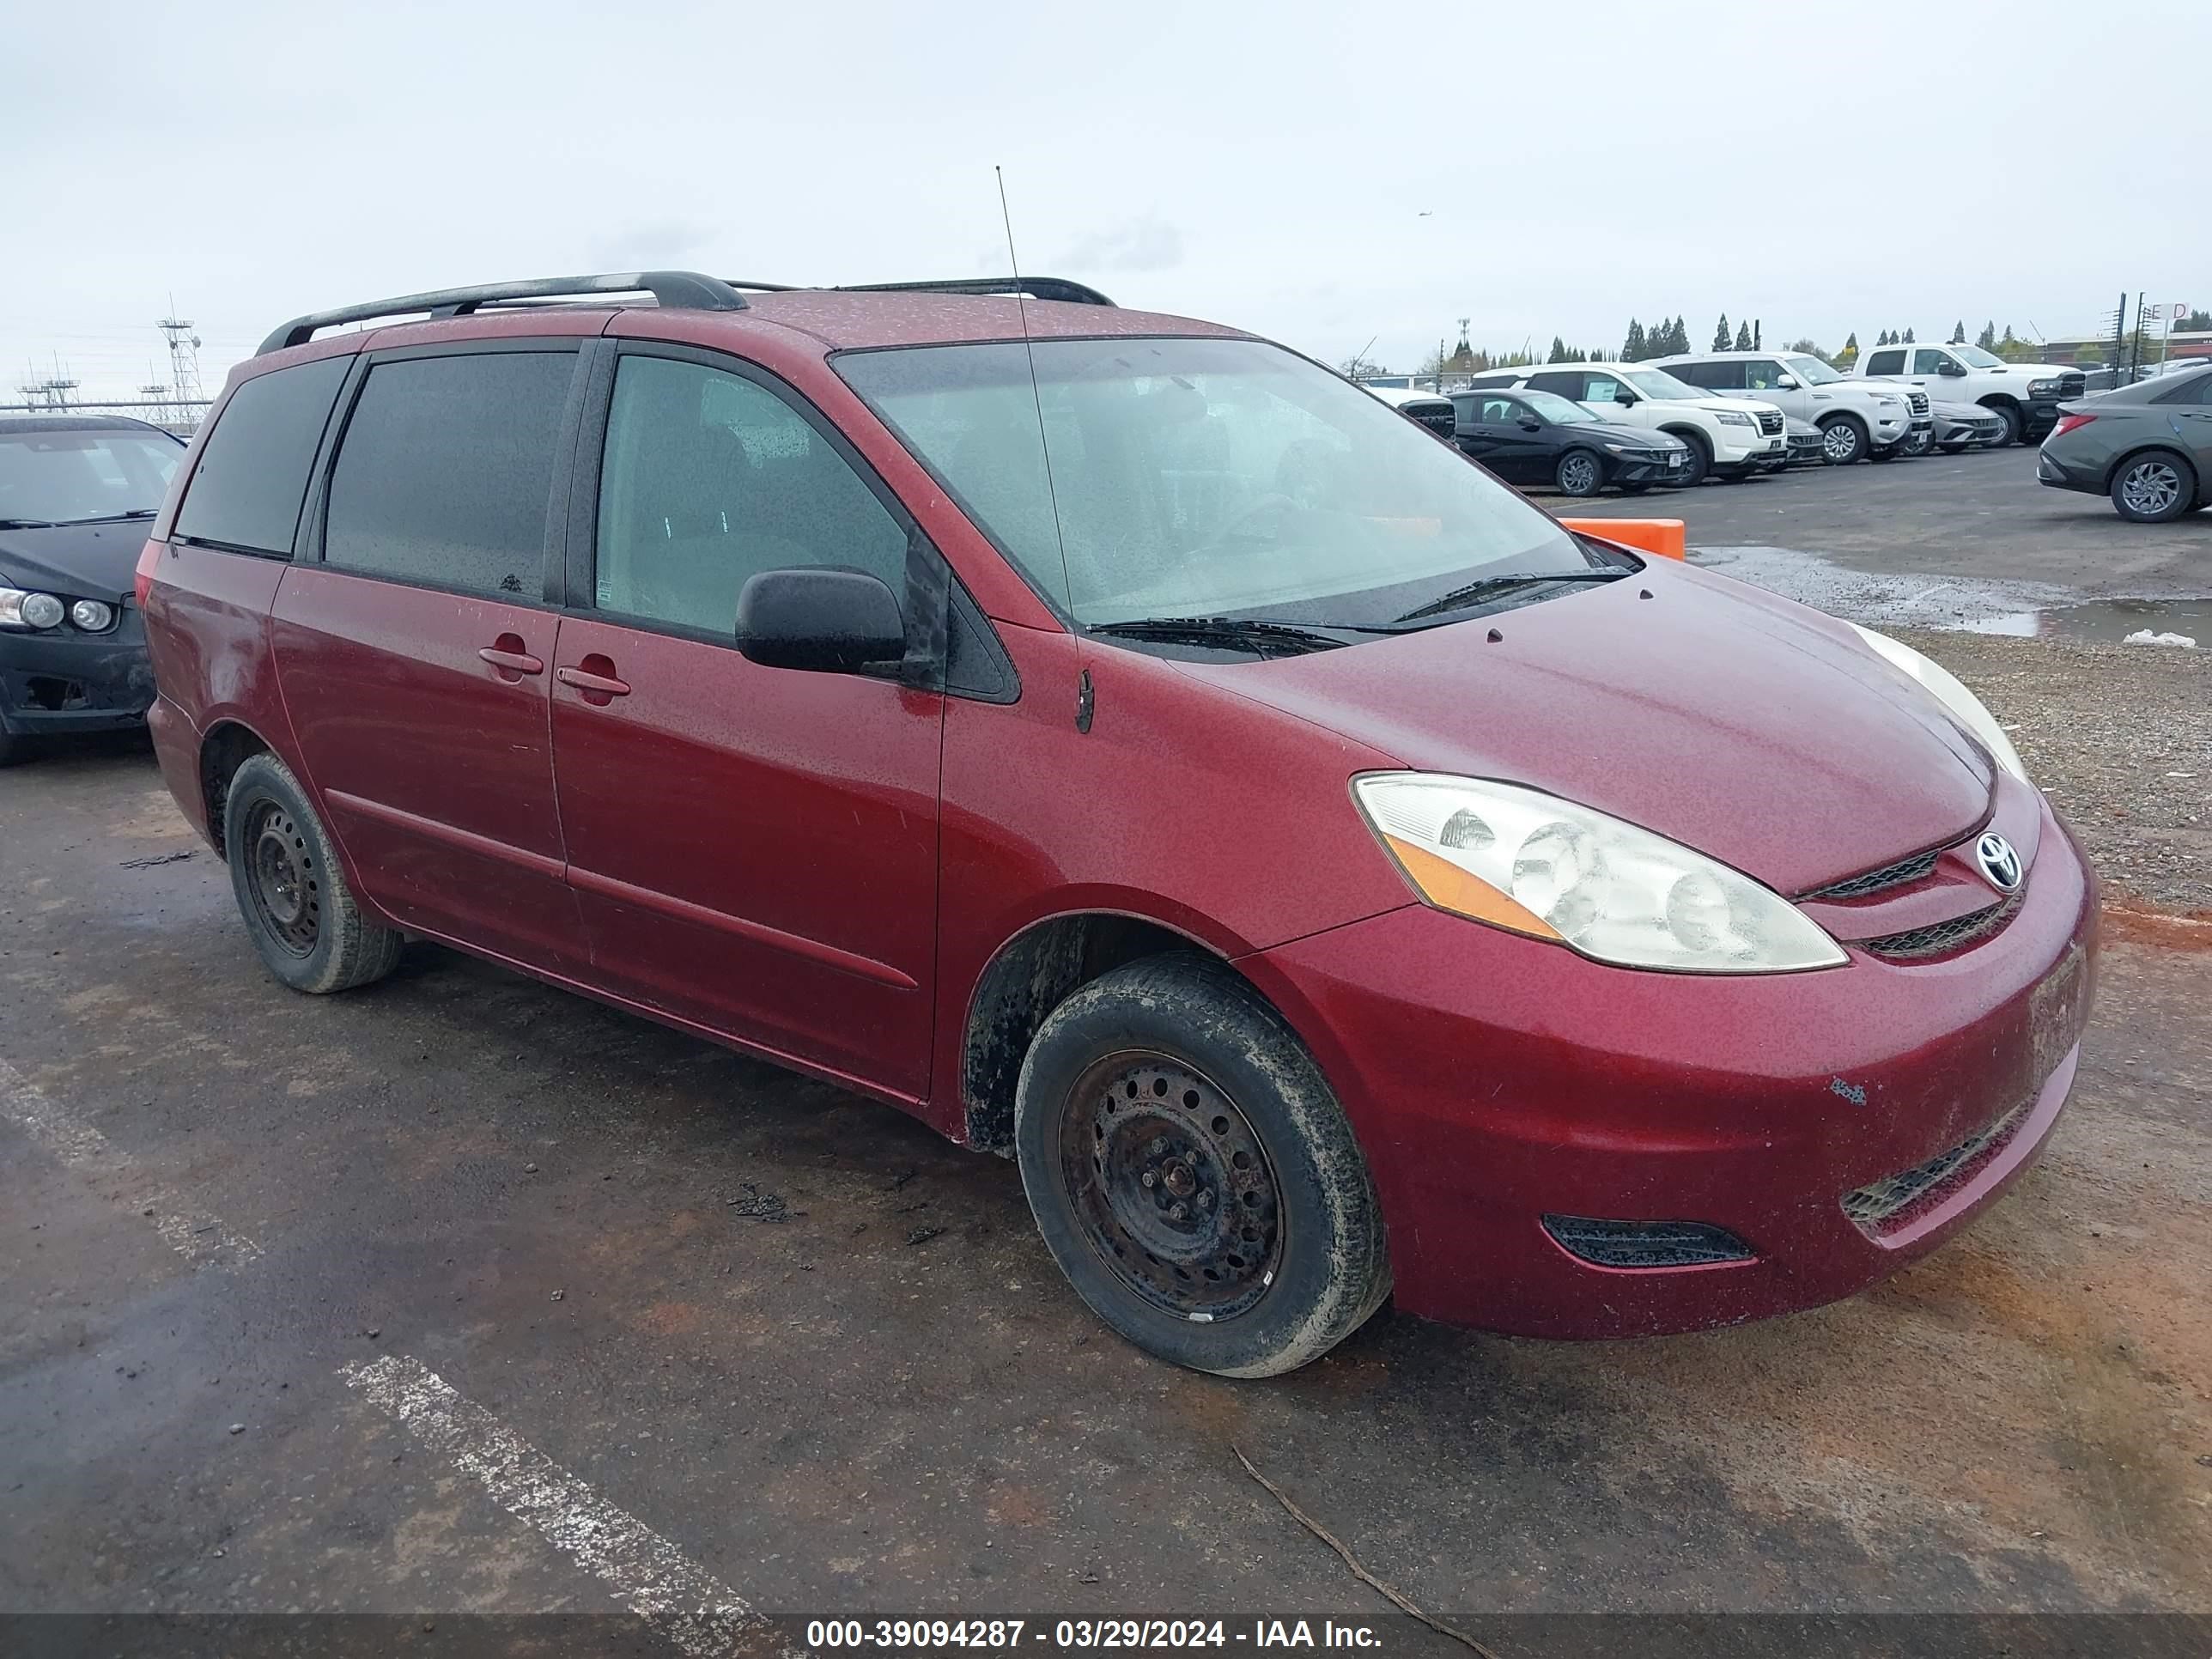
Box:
1711;428;1787;467
0;605;155;736
1243;790;2098;1340
2023;395;2066;439
1610;450;1694;484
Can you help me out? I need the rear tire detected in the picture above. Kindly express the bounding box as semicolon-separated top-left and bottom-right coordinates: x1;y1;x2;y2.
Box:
223;753;405;994
2109;450;2197;523
1818;415;1868;465
1554;447;1604;497
1013;954;1390;1377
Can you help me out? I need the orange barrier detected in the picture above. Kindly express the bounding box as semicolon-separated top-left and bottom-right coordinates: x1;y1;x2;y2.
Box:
1559;517;1686;560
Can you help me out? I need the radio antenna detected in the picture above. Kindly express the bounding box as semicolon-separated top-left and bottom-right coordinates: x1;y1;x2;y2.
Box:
995;166;1090;728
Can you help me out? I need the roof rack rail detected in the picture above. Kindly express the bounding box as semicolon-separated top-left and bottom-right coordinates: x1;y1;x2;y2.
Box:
256;270;748;356
830;276;1115;307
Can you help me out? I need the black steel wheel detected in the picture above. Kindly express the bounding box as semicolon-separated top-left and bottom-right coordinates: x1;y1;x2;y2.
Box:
1059;1052;1284;1322
244;799;321;957
223;752;405;994
1015;954;1390;1376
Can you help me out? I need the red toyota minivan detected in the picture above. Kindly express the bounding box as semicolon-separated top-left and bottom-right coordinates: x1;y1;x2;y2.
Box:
139;272;2095;1376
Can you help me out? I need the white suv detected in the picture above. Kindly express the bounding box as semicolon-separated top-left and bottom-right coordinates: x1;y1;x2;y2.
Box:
1656;350;1923;465
1514;362;1787;485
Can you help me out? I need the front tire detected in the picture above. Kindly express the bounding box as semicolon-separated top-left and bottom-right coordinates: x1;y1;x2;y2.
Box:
224;753;405;994
1013;955;1390;1377
1554;447;1603;497
2110;451;2197;523
1818;414;1868;465
1667;429;1712;487
1986;400;2027;447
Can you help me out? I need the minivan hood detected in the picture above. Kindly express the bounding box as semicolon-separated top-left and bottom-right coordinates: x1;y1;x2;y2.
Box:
0;520;149;602
1175;563;1994;895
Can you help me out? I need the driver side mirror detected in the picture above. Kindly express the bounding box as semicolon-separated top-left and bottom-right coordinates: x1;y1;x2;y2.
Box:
1516;415;1542;431
1774;374;1799;390
1938;359;1967;376
735;567;907;673
1613;386;1638;405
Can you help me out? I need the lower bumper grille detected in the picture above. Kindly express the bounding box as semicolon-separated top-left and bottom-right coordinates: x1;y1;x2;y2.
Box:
1841;1102;2028;1234
1863;898;2018;960
1542;1215;1754;1269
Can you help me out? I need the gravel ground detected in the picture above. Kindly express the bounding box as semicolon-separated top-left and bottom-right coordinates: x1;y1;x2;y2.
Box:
1903;630;2211;916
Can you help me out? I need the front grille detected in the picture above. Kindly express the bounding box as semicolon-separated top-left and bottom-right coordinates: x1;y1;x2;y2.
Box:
1863;899;2018;960
2057;372;2086;399
1907;390;1930;416
1841;1103;2027;1233
1411;406;1455;437
1804;848;1940;901
1757;409;1784;435
1542;1215;1754;1269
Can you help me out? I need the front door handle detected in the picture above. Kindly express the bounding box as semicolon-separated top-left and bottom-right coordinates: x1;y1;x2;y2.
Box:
556;656;631;705
478;635;544;681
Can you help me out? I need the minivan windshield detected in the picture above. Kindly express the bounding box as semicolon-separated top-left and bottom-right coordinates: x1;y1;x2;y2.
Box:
0;427;184;526
1783;355;1843;384
836;337;1596;631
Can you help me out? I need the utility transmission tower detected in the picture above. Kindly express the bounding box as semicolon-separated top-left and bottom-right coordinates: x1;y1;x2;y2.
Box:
140;364;174;426
159;304;204;411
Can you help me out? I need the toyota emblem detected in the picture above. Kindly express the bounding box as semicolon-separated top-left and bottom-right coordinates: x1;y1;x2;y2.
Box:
1975;832;2023;893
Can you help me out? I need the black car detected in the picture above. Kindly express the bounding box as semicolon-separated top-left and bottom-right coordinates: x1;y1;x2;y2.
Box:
0;414;186;764
1449;388;1691;495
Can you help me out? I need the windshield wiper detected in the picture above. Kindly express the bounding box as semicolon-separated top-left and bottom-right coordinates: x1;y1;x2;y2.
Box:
0;518;60;530
1392;568;1629;625
1087;616;1357;657
54;509;159;525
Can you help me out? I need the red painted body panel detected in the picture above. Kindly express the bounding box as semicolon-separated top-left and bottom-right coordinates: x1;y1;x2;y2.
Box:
548;616;944;1099
139;289;2105;1346
1239;792;2096;1337
268;567;587;975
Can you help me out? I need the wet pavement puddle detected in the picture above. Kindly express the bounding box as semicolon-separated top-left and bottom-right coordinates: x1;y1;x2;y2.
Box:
1692;544;2207;647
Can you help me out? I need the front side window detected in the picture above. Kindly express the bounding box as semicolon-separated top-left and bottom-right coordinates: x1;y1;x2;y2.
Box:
323;352;573;598
1912;349;1956;375
0;426;184;528
174;356;351;553
594;355;908;631
836;337;1589;630
1740;360;1789;391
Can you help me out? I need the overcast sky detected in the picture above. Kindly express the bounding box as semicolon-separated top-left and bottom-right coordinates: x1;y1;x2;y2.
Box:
9;0;2209;401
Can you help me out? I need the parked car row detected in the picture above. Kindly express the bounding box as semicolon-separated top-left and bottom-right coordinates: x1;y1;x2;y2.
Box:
1365;338;2096;497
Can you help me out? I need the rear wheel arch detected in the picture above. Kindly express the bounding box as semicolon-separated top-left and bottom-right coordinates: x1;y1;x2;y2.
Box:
961;910;1252;1156
198;721;274;860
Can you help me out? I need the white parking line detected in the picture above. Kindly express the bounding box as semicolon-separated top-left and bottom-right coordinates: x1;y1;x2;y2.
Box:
0;1055;263;1268
343;1354;799;1659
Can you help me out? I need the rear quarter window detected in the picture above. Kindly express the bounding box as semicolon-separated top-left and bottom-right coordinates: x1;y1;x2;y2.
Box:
173;356;351;555
1863;349;1906;376
322;351;574;599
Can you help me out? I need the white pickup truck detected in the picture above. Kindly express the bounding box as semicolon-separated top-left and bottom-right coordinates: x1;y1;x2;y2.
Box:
1851;342;2087;447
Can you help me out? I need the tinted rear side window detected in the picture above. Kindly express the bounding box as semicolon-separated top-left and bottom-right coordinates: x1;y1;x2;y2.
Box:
1864;349;1906;375
324;352;574;598
173;356;350;554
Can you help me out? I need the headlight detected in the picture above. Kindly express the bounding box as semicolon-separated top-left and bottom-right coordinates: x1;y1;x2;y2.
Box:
2028;379;2058;394
0;587;67;630
1874;394;1904;406
70;599;116;632
1714;410;1756;428
1603;442;1631;455
1352;774;1847;974
1846;623;2030;784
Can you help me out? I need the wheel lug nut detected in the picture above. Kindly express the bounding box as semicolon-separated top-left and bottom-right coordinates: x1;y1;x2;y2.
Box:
1150;1137;1168;1155
1168;1203;1187;1221
1140;1170;1156;1187
1198;1190;1213;1208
